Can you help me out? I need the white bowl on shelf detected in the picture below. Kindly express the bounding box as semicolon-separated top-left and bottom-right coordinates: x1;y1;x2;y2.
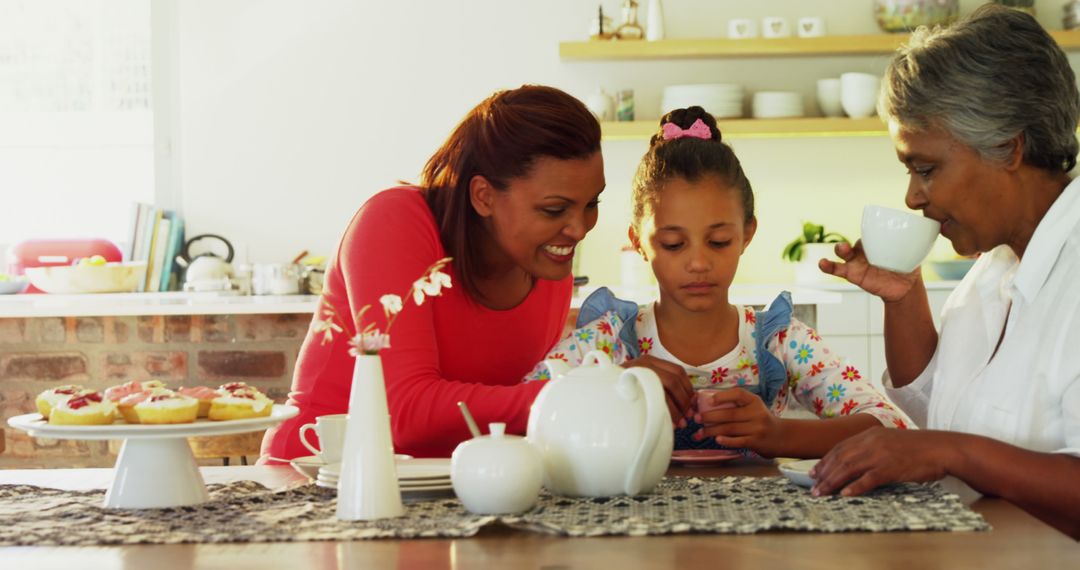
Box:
661;83;745;118
0;278;29;294
25;262;147;294
752;91;805;118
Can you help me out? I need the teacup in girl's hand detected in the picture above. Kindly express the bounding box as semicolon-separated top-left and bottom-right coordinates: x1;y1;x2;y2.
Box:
695;389;738;413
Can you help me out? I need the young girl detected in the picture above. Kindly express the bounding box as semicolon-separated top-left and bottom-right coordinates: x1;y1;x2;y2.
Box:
525;107;910;459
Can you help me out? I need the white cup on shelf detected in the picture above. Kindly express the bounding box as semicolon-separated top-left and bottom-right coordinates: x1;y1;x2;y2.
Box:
727;18;757;39
762;16;791;38
798;17;827;38
840;72;881;119
816;78;843;117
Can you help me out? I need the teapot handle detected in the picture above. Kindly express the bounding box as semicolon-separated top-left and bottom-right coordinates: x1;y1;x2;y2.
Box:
617;366;666;495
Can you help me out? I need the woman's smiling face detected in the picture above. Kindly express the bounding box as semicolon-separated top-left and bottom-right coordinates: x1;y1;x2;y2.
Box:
633;175;755;313
892;123;1015;256
476;151;606;282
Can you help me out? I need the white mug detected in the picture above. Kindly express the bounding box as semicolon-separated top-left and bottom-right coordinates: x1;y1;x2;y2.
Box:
761;16;791;39
299;413;348;464
861;205;941;273
798;17;827;38
727;18;757;39
816;78;843;118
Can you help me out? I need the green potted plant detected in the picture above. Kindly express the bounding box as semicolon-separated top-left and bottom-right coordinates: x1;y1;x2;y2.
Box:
782;222;848;284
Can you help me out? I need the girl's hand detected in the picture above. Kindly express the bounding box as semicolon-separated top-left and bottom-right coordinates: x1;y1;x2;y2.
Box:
692;388;786;457
809;428;953;497
818;240;921;304
623;355;695;428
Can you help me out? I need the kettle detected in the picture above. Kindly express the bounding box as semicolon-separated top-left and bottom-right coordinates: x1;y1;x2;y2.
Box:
526;351;672;497
176;234;235;291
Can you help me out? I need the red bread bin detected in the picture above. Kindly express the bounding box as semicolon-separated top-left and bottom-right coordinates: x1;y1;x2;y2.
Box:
8;239;124;293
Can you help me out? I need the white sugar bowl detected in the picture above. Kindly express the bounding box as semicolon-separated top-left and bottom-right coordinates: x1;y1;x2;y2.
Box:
451;422;543;515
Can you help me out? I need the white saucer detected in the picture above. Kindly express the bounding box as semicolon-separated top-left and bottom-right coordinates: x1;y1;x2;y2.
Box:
778;459;819;488
318;457;450;480
290;454;411;480
315;479;453;492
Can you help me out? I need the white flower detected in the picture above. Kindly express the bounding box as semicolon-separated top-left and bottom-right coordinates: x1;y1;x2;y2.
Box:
347;330;391;356
429;270;452;291
412;280;427;306
419;277;442;297
380;294;403;315
312;317;343;344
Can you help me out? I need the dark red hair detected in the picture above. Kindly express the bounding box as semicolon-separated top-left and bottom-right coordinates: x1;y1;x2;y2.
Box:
422;85;601;300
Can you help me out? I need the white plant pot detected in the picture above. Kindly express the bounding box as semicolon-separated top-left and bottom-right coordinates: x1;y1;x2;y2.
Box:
793;243;840;285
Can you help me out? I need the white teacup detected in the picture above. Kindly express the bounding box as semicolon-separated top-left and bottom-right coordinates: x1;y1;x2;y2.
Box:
840;72;881;119
816;78;843;117
861;205;941;273
728;18;757;39
762;16;791;38
299;413;348;464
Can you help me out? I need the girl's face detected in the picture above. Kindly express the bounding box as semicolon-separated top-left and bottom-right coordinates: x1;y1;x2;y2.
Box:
632;175;756;313
473;151;605;281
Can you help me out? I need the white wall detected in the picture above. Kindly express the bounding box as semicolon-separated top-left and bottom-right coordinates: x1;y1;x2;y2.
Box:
176;0;1076;284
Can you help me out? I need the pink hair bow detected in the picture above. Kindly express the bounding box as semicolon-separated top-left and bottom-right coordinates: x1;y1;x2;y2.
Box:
661;118;712;141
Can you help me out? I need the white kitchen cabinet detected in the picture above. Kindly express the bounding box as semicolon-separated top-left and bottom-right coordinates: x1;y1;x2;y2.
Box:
813;283;959;391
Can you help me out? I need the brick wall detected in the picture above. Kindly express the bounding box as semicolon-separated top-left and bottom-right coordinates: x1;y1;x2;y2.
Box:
0;314;312;469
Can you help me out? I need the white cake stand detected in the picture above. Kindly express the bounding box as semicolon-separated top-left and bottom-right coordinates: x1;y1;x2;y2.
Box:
7;404;298;509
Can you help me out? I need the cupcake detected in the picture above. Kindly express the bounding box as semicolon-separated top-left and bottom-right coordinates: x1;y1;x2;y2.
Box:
115;387;171;424
105;380;166;420
49;391;117;425
177;386;221;418
134;392;199;424
35;385;89;420
208;387;273;421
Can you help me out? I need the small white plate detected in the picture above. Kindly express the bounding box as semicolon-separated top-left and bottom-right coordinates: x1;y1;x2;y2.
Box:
316;472;450;488
315;479;453;493
778;459;819;488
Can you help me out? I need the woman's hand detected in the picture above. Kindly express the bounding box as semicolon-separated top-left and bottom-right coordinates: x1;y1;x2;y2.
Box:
818;240;921;303
623;355;695;428
692;388;786;456
809;427;955;497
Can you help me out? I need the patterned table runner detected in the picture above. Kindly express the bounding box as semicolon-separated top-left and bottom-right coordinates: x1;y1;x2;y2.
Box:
0;476;989;545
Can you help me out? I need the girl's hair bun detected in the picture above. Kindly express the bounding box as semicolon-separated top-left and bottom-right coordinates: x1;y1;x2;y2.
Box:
650;106;722;147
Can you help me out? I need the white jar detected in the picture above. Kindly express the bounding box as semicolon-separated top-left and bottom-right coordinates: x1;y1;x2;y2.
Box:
451;422;543;515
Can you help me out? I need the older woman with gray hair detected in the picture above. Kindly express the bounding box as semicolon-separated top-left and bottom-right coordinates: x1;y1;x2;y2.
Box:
813;5;1080;537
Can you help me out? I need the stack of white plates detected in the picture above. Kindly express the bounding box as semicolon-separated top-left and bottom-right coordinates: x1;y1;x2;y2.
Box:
661;84;744;118
316;458;453;493
752;91;805;119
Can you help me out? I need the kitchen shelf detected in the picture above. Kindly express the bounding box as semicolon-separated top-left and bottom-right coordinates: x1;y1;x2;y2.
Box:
561;30;1080;60
602;117;888;141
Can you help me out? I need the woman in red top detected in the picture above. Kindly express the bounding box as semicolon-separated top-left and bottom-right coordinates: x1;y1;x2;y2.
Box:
261;85;605;459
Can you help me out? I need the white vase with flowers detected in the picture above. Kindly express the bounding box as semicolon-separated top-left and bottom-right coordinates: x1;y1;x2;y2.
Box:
313;257;452;521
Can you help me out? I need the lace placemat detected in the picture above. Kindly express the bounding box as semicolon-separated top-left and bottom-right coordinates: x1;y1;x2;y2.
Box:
0;476;989;545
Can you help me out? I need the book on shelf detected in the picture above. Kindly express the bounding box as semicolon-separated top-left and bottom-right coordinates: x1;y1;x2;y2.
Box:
125;203;186;292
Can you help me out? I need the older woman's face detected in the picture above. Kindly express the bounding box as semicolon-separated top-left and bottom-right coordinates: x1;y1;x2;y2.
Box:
891;124;1013;256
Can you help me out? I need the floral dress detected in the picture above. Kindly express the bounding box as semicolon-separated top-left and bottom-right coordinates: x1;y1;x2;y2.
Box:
525;289;911;449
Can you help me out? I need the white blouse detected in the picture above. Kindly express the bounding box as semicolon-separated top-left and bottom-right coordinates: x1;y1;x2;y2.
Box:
885;178;1080;458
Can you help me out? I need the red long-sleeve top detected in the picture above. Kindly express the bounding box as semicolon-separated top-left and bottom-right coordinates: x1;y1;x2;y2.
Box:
261;187;569;459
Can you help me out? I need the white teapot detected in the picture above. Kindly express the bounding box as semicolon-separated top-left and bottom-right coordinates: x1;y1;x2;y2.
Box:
526;350;672;497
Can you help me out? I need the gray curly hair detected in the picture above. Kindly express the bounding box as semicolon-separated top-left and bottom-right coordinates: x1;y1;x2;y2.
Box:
879;5;1079;172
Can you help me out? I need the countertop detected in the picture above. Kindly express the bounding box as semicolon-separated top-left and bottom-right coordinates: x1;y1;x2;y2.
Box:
0;281;962;318
0;291;320;318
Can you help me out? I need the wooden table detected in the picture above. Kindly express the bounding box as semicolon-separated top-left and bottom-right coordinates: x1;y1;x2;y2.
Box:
1;462;1076;569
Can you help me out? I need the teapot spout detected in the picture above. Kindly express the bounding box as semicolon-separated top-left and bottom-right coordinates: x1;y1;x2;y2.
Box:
543;358;572;379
